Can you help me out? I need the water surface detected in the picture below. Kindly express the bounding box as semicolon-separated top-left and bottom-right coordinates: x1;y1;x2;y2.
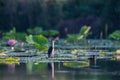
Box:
0;60;120;80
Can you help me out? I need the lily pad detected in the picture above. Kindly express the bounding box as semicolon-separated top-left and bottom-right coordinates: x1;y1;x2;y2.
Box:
63;61;89;68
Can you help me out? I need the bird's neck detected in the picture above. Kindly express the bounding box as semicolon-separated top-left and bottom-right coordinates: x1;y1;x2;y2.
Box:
52;40;55;48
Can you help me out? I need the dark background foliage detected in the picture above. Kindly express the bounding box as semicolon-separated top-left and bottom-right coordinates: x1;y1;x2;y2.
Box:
0;0;120;38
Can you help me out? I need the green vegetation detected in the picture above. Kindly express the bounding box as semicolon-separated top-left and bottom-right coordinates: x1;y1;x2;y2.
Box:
67;26;91;43
77;26;91;40
42;30;59;37
26;35;48;51
109;30;120;40
27;27;43;35
0;0;120;38
2;28;27;41
2;27;16;40
27;27;59;38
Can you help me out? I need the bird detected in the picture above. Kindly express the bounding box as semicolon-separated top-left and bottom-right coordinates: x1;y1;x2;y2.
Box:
48;46;53;58
48;35;59;58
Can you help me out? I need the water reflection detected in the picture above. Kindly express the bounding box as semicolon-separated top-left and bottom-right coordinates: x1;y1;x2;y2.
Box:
89;55;97;66
7;64;15;74
47;62;54;80
26;62;33;74
0;60;120;80
26;62;55;80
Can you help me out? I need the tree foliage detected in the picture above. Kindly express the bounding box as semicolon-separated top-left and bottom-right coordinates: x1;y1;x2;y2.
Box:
0;0;120;38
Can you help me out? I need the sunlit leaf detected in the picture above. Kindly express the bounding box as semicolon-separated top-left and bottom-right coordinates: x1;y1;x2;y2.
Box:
26;35;48;51
26;35;35;44
67;26;91;43
109;30;120;40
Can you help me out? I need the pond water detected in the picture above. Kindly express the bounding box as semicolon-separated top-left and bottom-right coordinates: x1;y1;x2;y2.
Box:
0;60;120;80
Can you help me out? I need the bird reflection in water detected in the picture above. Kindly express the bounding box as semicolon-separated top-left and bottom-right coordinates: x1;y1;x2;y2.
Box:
48;62;54;80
